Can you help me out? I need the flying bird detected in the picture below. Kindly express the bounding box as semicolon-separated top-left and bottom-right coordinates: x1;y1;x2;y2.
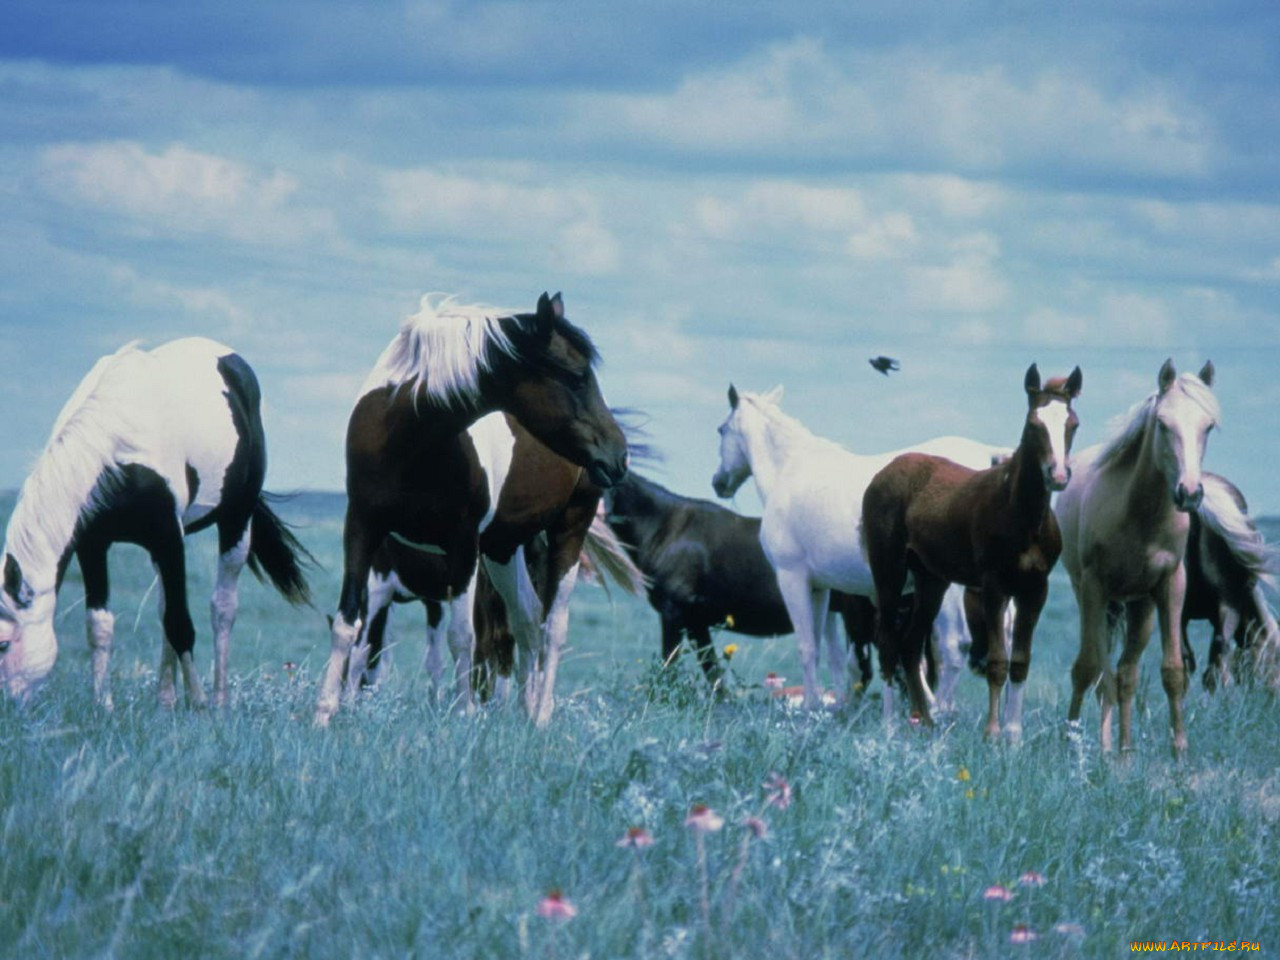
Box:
869;356;900;376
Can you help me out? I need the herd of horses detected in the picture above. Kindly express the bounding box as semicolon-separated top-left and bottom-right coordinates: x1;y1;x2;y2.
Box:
0;291;1275;755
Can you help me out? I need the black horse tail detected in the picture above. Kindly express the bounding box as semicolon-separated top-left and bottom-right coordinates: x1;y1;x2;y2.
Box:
247;493;316;607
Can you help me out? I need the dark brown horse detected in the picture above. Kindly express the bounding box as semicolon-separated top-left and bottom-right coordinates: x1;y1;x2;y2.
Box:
861;364;1082;738
601;471;875;690
1180;473;1278;690
315;293;628;727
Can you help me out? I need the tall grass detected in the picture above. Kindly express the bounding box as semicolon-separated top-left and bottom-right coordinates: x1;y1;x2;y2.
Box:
1;494;1277;958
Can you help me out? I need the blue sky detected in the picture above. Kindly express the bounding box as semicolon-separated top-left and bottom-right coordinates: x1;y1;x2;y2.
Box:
2;2;1279;513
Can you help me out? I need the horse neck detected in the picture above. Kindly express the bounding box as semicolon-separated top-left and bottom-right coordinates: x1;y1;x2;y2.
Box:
741;409;811;504
5;439;106;596
1005;423;1054;530
606;477;671;558
1125;417;1184;528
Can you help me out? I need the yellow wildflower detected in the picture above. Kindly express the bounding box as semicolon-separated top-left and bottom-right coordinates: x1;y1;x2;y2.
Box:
723;643;739;660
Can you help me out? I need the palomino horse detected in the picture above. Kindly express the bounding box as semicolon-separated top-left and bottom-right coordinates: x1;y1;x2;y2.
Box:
1057;359;1217;753
346;415;646;705
711;385;1010;713
0;338;313;706
862;364;1082;738
1181;473;1279;690
315;293;628;727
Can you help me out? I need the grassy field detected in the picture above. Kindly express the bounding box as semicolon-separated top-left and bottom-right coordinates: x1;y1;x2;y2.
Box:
1;491;1277;959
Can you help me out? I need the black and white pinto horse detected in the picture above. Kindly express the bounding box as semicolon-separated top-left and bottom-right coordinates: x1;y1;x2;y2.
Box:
315;293;628;727
0;338;312;706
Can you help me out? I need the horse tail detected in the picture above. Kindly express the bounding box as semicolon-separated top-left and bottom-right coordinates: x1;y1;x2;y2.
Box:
1196;475;1276;590
247;493;317;607
580;512;649;597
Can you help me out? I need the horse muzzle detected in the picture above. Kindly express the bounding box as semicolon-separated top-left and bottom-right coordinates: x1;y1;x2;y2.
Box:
1173;482;1204;512
1045;465;1072;492
587;455;628;489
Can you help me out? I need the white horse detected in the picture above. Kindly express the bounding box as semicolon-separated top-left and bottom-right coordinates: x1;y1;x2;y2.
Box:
711;384;1008;715
0;338;312;706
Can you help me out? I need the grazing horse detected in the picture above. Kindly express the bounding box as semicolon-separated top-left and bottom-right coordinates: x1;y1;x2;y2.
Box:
1057;359;1217;753
1180;473;1278;690
315;293;628;727
711;385;1010;712
0;338;312;706
602;470;975;707
862;364;1082;739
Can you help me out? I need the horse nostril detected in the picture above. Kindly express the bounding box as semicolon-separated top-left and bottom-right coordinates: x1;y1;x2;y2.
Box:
0;640;9;655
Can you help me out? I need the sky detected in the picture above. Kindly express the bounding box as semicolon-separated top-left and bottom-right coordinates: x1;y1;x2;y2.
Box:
2;2;1279;515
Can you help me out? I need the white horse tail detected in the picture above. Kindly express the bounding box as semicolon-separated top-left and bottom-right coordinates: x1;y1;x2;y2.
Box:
1196;475;1276;590
580;513;648;598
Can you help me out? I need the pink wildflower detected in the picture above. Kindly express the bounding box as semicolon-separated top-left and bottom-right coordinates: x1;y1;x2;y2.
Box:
764;672;785;691
1009;925;1038;944
1053;923;1086;937
616;826;655;849
1018;870;1046;887
741;816;768;839
982;884;1014;902
536;890;577;921
684;804;724;832
763;772;792;810
908;711;923;726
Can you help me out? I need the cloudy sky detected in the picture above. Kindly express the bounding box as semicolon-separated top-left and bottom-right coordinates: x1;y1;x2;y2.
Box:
3;2;1279;515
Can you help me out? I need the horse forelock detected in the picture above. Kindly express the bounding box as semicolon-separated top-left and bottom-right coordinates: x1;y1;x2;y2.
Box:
1168;371;1221;429
1038;377;1075;403
505;309;601;376
1094;373;1221;472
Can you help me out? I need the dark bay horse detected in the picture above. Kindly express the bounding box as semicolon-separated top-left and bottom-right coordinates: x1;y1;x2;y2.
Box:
601;471;873;689
862;364;1082;739
1180;473;1278;690
0;338;312;707
315;293;628;727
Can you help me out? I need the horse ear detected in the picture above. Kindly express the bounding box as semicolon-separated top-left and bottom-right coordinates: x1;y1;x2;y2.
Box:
3;554;32;610
1198;360;1215;387
1158;358;1177;393
1066;366;1083;399
1024;363;1041;397
764;385;784;405
728;384;739;409
535;292;564;322
550;292;564;319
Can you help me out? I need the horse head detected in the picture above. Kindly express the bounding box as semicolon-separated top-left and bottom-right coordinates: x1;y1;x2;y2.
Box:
492;293;628;488
1154;358;1218;512
0;553;57;699
711;383;783;498
1023;363;1083;492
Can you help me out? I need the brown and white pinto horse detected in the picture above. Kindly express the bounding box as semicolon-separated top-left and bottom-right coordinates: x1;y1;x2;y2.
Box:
1057;360;1219;753
315;293;628;727
862;364;1082;739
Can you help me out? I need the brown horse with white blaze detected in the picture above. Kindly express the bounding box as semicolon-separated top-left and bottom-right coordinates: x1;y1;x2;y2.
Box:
861;364;1082;739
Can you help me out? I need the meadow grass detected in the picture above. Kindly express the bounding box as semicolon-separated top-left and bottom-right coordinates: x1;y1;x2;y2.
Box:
1;493;1277;959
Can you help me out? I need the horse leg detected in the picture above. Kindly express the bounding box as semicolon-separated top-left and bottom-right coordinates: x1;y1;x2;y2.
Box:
1068;575;1115;750
77;539;115;710
210;522;251;709
1004;582;1045;743
316;513;380;726
1207;603;1238;691
836;600;874;693
346;572;395;701
1155;566;1190;755
821;609;851;702
421;600;447;697
774;568;824;710
531;509;592;729
659;610;684;669
1113;598;1155;753
902;575;947;727
147;518;206;709
482;550;544;719
931;586;967;716
687;623;724;690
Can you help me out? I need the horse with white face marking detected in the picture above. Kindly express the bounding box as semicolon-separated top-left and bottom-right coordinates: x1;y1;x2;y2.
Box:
315;292;628;727
862;365;1082;740
0;338;312;706
1057;360;1219;754
710;384;1010;714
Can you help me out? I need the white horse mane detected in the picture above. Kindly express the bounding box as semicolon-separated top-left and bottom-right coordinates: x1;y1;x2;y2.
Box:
4;343;142;586
372;294;520;407
1199;476;1276;589
1094;372;1221;471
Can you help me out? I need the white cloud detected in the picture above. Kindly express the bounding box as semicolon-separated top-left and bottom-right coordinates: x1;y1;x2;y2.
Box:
906;232;1008;313
40;141;333;244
